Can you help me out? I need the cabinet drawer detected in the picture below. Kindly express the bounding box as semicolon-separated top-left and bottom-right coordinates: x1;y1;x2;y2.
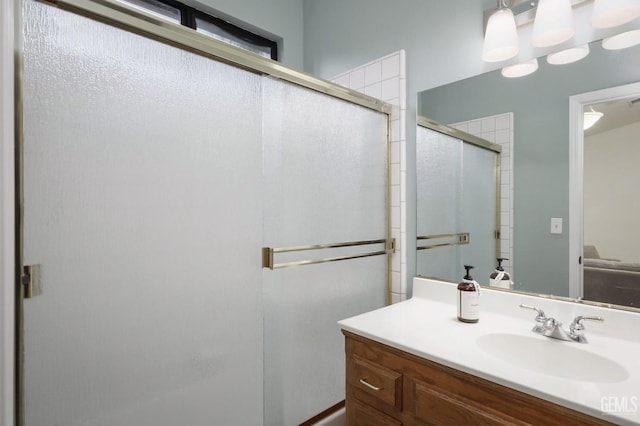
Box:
350;354;403;410
350;400;402;426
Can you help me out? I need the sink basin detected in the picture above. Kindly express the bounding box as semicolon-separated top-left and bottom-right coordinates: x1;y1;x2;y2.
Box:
476;333;629;383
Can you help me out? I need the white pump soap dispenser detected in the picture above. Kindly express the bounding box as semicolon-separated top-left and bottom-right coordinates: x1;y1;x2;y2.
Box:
457;265;480;323
489;257;513;289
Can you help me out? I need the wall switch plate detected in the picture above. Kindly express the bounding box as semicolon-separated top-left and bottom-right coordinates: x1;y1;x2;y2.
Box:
551;218;563;234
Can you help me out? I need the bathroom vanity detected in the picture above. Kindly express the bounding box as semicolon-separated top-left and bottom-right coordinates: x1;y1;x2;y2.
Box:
339;278;640;425
344;332;610;425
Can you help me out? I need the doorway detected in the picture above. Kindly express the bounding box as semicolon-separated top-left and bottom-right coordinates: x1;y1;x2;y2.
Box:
569;81;640;303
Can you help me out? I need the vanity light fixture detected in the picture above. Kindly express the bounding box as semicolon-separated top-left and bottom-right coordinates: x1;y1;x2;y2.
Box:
482;0;519;62
532;0;576;47
501;58;539;78
547;44;590;65
602;29;640;50
592;0;640;29
583;107;604;130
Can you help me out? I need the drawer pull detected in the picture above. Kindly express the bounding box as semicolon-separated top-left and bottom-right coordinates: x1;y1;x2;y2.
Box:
359;378;381;391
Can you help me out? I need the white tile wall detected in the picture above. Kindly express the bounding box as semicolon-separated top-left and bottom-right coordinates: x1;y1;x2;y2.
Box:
450;113;514;277
332;50;407;303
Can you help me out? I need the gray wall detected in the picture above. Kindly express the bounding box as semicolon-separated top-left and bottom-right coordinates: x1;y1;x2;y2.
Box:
303;0;496;90
420;43;640;296
303;0;498;292
187;0;304;69
302;0;640;295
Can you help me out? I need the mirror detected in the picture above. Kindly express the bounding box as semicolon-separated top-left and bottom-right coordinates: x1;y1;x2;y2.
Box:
416;118;502;285
417;38;640;308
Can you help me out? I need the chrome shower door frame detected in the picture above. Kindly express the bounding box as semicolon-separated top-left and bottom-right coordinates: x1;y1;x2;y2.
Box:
12;1;394;424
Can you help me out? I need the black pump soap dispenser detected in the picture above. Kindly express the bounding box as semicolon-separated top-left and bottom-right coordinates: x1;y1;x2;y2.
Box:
489;257;513;289
457;265;480;323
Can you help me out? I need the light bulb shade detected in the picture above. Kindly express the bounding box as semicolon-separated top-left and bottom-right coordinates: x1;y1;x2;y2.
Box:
592;0;640;29
532;0;576;47
483;8;519;62
501;58;539;78
602;29;640;50
547;44;590;65
584;108;604;130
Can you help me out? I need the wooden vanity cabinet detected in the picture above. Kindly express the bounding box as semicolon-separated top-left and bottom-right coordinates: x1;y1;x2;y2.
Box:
344;331;614;426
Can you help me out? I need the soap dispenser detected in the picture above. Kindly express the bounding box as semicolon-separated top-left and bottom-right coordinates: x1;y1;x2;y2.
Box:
457;265;480;323
489;257;513;290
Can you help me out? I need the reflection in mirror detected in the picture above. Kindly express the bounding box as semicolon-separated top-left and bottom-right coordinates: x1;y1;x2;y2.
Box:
583;96;640;308
418;38;640;308
416;118;501;285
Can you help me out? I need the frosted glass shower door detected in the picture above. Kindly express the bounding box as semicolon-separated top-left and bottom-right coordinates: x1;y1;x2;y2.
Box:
461;144;499;283
22;2;264;425
262;78;388;426
416;124;499;283
416;126;463;280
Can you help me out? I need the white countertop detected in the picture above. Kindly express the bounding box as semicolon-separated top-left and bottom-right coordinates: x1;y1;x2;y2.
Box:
338;277;640;425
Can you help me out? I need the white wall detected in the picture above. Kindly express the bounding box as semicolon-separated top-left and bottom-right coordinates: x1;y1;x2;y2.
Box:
186;0;304;69
584;121;640;263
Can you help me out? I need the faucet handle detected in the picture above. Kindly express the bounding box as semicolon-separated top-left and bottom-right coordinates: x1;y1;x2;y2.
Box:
570;315;604;333
520;304;548;334
519;304;547;323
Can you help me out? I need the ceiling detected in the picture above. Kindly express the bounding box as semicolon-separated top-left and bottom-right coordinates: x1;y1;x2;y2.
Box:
585;96;640;136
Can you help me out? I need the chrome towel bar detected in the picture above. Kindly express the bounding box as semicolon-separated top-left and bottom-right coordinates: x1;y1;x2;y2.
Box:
262;238;394;270
416;233;469;251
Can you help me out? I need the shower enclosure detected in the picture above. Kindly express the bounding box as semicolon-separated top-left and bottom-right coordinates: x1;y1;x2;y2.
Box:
416;117;501;284
16;1;391;425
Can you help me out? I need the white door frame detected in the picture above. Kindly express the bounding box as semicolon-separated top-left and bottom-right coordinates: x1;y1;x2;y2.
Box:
0;0;16;424
568;81;640;299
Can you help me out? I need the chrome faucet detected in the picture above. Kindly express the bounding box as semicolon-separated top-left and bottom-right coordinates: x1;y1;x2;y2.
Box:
519;304;604;344
541;317;573;341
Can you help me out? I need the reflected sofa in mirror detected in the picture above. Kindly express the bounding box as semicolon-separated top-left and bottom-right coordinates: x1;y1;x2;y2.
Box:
418;39;640;308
